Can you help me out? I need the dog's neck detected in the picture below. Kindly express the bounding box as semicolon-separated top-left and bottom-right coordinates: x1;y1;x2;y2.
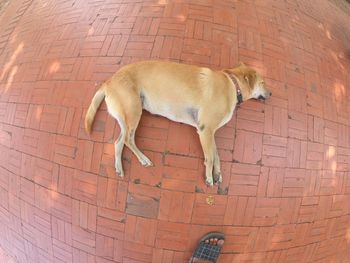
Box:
227;74;243;105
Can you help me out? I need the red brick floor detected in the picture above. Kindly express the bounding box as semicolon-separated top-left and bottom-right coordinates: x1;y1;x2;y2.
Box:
0;0;350;262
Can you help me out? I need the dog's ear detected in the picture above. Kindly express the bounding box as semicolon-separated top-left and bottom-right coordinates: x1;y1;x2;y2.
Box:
223;69;232;75
244;72;257;89
238;62;246;67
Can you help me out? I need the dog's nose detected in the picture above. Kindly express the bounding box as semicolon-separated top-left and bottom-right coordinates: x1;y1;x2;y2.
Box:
269;92;272;96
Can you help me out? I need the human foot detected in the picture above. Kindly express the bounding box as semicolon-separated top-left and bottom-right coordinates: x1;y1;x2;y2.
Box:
189;232;225;263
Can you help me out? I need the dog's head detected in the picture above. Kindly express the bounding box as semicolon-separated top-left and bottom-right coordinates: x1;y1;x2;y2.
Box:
224;63;272;102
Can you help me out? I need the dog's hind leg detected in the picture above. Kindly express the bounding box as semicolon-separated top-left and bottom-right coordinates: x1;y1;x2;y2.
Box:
124;101;153;167
105;78;153;176
125;127;153;167
111;113;127;177
105;91;128;177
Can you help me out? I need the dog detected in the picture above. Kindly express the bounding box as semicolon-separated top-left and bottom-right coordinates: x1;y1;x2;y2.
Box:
85;61;271;186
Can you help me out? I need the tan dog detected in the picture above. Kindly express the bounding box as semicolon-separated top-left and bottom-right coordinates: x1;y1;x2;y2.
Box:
85;61;271;186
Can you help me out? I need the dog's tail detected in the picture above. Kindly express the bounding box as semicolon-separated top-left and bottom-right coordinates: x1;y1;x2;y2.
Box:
85;87;105;134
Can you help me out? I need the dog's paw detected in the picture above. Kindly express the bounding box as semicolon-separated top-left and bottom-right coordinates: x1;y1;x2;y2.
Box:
115;165;124;177
213;172;222;185
205;177;214;187
140;156;153;167
116;170;124;177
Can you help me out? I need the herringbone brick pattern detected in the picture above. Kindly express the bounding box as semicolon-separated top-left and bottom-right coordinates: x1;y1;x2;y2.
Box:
0;0;350;262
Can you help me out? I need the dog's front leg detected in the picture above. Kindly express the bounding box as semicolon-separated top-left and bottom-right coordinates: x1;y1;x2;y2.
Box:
198;129;215;186
213;147;222;184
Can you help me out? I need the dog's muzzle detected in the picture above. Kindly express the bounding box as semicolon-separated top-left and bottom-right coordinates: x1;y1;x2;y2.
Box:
258;91;272;101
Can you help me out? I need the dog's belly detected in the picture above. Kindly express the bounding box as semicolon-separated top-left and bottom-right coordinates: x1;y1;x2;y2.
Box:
142;100;197;127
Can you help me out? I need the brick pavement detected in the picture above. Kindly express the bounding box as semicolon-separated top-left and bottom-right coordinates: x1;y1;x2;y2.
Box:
0;0;350;262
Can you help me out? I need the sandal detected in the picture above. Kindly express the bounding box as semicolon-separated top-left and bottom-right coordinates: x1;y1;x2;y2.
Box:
189;232;225;263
